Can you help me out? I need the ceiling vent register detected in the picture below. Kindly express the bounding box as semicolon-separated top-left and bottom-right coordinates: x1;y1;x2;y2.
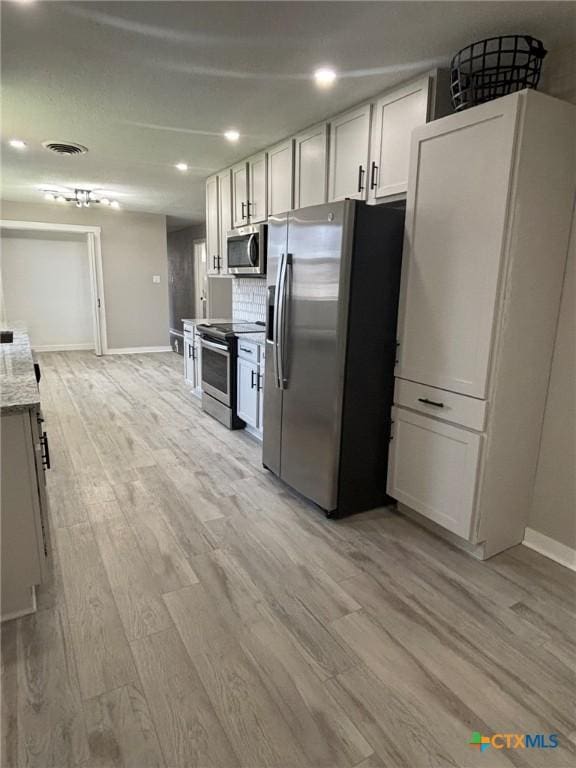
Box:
42;141;88;156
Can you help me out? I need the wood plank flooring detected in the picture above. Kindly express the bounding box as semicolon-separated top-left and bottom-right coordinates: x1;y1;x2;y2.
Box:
2;350;575;768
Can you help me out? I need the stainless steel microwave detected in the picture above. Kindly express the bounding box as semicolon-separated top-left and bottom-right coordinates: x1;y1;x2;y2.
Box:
226;223;267;276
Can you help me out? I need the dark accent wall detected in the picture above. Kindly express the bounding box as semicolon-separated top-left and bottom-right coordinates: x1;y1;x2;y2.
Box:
166;224;205;354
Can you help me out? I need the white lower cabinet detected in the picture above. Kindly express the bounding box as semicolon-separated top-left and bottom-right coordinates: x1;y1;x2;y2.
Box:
237;341;265;438
387;407;481;540
184;325;202;395
237;357;259;427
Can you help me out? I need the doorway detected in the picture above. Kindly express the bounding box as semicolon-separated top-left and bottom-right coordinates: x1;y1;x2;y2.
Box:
0;220;107;354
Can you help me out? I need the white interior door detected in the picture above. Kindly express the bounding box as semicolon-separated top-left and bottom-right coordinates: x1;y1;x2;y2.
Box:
294;123;328;209
232;162;248;227
387;407;482;539
267;140;294;216
205;176;220;274
369;75;430;200
396;98;519;398
328;105;372;201
194;241;207;318
248;153;267;223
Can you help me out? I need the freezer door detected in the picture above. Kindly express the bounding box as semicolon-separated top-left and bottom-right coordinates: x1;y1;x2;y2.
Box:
280;201;354;511
262;212;288;475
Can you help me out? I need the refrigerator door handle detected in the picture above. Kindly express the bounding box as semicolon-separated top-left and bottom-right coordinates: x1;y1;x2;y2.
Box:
277;253;292;390
273;252;286;388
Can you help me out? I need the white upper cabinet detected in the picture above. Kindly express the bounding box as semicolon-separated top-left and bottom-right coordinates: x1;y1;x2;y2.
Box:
328;104;372;202
247;152;268;223
217;168;232;274
205;174;220;275
293;123;328;209
368;75;431;201
395;98;519;398
267;139;294;216
231;161;249;227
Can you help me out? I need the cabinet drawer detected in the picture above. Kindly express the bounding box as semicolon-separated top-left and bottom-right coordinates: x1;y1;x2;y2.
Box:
387;406;482;539
237;339;260;363
183;324;195;336
394;378;486;432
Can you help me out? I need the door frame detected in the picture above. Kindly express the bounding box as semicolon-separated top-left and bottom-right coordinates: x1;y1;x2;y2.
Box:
193;238;207;319
0;219;107;355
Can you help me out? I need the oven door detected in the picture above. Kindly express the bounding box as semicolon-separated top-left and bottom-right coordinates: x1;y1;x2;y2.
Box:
201;338;231;406
227;225;266;275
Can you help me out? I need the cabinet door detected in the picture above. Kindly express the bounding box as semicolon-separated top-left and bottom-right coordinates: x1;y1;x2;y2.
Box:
232;162;248;227
217;169;232;274
387;407;481;539
237;358;259;427
328;105;372;202
206;175;220;274
248;152;267;223
369;75;430;201
267;140;294;216
184;337;195;385
294;123;328;208
396;97;519;398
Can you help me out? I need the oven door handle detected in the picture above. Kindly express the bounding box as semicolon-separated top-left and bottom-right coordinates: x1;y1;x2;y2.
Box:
201;339;229;354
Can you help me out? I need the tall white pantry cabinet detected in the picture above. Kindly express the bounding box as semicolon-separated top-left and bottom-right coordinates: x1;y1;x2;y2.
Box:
388;90;575;558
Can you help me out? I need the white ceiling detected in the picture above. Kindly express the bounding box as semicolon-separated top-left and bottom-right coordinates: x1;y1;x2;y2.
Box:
2;1;574;228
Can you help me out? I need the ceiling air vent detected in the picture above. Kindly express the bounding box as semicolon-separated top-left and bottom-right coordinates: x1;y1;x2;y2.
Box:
42;141;88;156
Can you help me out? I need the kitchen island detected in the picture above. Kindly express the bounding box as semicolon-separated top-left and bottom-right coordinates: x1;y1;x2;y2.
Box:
1;325;50;620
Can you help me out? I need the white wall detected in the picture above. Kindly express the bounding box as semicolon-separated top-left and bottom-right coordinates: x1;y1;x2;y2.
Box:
526;44;576;552
528;211;576;549
1;232;93;350
1;201;169;350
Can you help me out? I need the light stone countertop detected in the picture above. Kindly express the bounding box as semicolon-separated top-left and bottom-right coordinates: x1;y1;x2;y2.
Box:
237;332;266;345
0;324;40;414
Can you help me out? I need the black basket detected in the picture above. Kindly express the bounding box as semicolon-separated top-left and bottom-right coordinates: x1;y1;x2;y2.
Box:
450;35;547;111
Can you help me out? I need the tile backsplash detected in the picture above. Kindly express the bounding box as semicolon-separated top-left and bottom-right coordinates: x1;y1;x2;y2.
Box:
232;278;267;323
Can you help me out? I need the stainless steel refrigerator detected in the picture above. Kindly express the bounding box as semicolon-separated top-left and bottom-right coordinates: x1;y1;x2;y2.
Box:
263;200;404;517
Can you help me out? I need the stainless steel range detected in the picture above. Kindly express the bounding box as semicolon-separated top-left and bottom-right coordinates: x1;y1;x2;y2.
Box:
197;322;265;429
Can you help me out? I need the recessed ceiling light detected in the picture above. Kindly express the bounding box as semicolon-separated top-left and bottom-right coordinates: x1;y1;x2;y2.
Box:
224;130;240;143
175;162;188;172
9;139;27;149
101;197;110;206
314;67;337;87
110;200;120;209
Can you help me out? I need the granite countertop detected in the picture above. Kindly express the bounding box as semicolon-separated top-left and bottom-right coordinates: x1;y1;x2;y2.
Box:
182;317;232;325
0;324;40;414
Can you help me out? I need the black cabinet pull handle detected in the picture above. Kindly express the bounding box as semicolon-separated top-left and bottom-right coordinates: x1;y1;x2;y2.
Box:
370;161;378;190
357;165;365;193
240;346;252;354
241;201;248;219
41;432;51;469
257;373;263;392
418;397;444;408
250;370;256;389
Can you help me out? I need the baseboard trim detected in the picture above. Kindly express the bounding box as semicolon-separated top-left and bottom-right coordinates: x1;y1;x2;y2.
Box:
523;527;576;572
105;346;172;355
34;343;94;352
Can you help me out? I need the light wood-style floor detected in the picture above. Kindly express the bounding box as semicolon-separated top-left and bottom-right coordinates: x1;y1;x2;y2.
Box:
2;351;575;768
